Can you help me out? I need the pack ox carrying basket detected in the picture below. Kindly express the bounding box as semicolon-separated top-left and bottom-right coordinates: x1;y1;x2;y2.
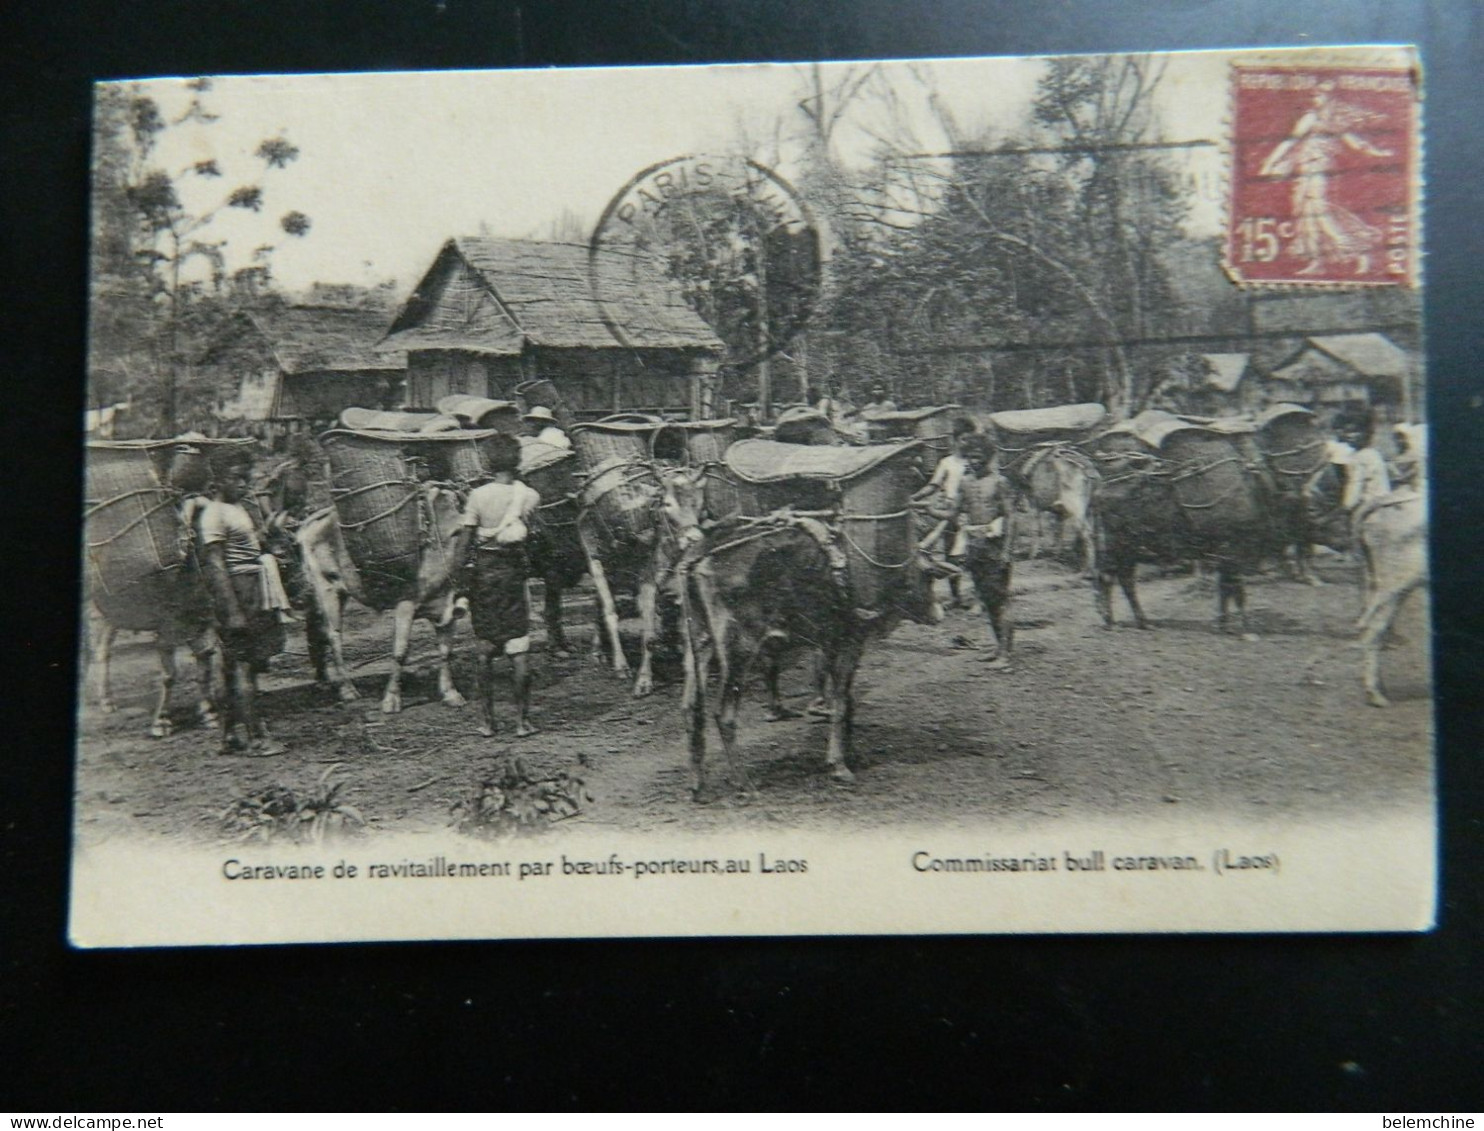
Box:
1256;403;1330;490
721;438;922;614
1130;414;1264;542
518;437;579;533
569;421;665;544
84;436;256;626
648;419;742;520
320;427;500;594
861;405;964;458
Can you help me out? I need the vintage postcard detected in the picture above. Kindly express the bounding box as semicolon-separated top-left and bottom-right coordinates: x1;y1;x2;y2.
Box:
73;45;1431;946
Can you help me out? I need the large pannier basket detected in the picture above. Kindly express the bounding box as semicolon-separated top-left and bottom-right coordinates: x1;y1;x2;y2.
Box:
862;405;964;458
1257;404;1329;489
84;437;256;628
436;395;524;434
723;439;923;614
651;419;741;520
990;403;1107;478
1137;417;1264;542
569;421;664;542
519;438;579;533
321;430;427;595
84;441;184;609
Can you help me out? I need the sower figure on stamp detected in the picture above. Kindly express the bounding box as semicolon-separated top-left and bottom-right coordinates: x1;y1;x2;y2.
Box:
199;450;293;756
452;433;542;738
956;432;1016;670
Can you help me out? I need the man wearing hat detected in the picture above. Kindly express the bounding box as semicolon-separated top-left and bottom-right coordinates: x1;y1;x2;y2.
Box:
523;405;571;450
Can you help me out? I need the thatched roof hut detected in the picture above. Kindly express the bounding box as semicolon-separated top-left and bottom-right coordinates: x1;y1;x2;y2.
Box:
380;238;724;420
204;304;405;428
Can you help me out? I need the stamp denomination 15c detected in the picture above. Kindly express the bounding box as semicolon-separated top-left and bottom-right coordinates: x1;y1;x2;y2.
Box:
1227;64;1419;287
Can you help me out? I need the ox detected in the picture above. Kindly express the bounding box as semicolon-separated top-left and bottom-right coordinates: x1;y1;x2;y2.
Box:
1090;421;1350;633
1356;491;1428;707
295;485;468;714
677;512;938;800
86;582;219;739
579;464;708;699
1014;444;1099;574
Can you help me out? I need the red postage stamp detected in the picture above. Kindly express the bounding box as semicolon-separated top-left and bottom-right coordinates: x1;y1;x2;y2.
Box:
1227;63;1419;287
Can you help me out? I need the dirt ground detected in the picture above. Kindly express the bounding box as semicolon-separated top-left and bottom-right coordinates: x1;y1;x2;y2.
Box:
73;551;1432;846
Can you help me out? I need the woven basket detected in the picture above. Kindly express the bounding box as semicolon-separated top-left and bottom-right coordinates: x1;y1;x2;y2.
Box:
84;442;185;614
1257;404;1329;489
1158;428;1263;543
519;440;580;534
991;403;1108;471
863;405;963;459
723;439;920;613
339;407;460;433
322;430;425;594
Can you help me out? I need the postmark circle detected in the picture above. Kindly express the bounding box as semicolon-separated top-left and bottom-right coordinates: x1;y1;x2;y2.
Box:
588;154;822;371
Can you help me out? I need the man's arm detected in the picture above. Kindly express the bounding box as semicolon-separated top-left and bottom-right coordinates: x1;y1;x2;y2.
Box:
202;542;246;632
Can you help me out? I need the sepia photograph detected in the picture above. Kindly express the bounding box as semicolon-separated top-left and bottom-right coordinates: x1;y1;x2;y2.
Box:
70;45;1433;946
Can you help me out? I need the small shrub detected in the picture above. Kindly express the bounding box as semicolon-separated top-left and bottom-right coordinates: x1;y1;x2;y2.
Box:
218;764;366;844
451;756;590;841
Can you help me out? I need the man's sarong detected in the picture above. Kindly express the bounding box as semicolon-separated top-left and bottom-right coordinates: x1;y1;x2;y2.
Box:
469;544;531;656
220;571;287;673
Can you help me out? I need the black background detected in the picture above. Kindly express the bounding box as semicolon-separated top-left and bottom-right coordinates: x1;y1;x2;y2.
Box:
4;0;1481;1111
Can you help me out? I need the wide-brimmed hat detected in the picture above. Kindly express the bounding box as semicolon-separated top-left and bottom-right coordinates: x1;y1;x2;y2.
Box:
523;405;559;425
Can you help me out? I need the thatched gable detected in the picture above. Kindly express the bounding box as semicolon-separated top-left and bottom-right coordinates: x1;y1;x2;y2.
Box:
381;237;725;355
203;304;405;423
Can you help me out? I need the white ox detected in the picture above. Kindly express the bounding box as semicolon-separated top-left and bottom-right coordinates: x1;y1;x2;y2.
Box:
295;485;468;714
1356;490;1428;708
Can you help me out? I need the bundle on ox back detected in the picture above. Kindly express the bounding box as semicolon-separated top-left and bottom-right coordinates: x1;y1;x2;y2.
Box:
83;437;254;736
568;420;710;698
676;439;936;799
1255;404;1349;581
1090;411;1275;632
302;424;503;712
990;403;1107;572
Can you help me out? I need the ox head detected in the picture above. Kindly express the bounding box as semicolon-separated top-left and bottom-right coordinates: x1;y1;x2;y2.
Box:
659;465;709;549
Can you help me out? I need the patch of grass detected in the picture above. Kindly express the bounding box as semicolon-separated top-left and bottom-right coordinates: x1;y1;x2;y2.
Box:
217;763;366;844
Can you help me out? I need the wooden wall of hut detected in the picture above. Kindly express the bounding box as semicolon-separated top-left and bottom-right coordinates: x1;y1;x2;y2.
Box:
406;350;524;408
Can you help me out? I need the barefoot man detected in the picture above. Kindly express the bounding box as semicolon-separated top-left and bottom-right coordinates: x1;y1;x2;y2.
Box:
958;432;1016;670
199;449;293;755
452;433;541;738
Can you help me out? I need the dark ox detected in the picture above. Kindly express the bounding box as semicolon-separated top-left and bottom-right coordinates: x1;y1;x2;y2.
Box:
676;512;938;801
1089;423;1348;633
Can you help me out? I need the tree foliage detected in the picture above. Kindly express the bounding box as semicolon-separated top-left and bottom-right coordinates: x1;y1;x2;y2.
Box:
88;79;311;433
